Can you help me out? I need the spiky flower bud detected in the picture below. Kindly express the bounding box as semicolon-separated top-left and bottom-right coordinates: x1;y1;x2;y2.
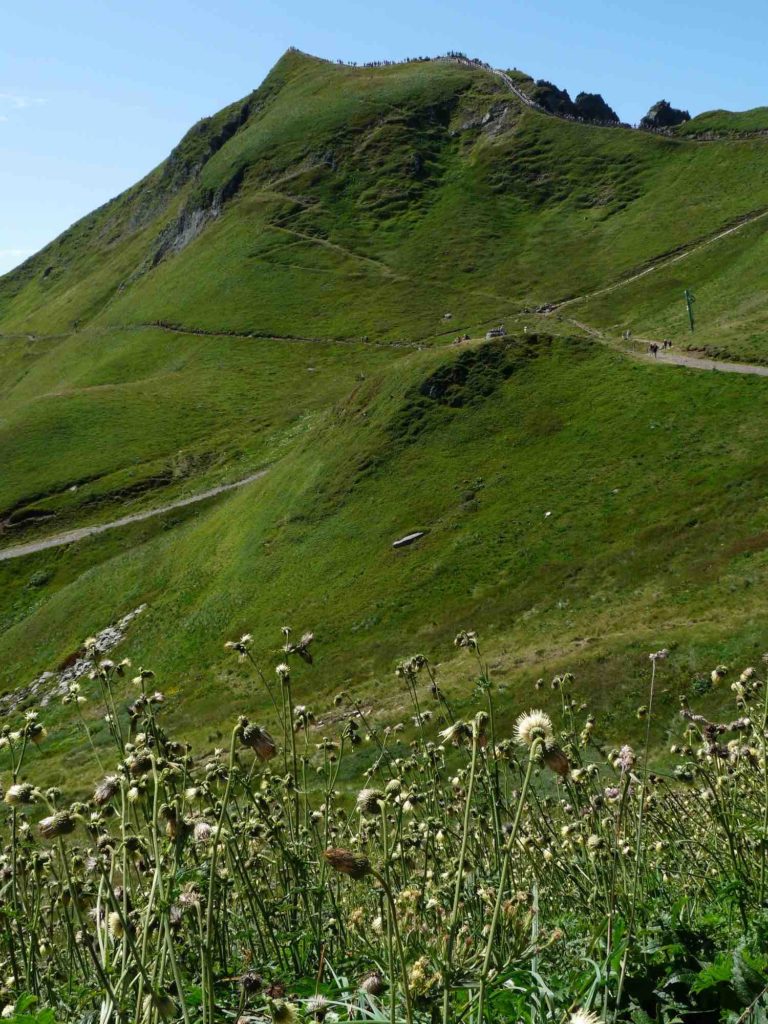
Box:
356;789;385;816
360;969;386;996
270;999;298;1023
4;783;36;806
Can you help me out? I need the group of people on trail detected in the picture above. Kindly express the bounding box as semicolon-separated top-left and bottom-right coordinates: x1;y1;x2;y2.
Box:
648;339;672;358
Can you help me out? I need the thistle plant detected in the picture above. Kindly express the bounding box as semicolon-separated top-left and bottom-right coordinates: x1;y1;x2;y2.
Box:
0;628;767;1022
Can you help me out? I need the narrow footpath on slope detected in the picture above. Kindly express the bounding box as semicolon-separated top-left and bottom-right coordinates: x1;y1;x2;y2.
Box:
633;346;768;376
0;469;269;562
559;317;768;376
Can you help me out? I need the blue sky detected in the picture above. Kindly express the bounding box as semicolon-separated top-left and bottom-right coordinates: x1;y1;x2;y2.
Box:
1;0;766;276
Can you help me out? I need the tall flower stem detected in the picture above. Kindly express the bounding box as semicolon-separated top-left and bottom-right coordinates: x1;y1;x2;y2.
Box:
372;863;414;1024
615;655;658;1017
442;731;479;1024
759;677;768;903
476;738;540;1022
203;724;239;1018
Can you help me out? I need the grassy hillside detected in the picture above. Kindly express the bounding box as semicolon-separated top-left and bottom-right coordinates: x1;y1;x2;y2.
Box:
4;49;768;347
4;333;768;785
3;50;768;779
675;104;768;136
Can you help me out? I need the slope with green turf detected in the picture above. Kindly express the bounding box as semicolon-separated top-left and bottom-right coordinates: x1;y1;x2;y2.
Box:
4;333;768;783
3;50;768;777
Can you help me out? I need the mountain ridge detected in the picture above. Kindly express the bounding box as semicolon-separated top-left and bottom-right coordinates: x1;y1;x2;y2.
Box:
4;47;767;314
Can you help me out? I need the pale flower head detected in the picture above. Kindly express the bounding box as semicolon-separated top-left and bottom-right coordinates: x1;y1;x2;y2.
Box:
569;1010;602;1024
514;709;554;748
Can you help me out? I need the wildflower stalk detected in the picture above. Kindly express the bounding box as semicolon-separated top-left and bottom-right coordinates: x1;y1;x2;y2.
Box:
203;723;239;1018
615;654;658;1016
475;737;541;1023
379;807;397;1024
373;864;414;1024
442;730;479;1024
759;677;768;903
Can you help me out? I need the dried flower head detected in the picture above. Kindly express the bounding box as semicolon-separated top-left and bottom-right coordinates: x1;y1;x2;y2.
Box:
38;811;76;840
356;789;385;816
128;752;153;777
323;848;371;880
238;721;278;761
4;783;36;806
283;630;315;663
240;971;263;994
179;883;202;910
306;994;329;1020
108;911;125;940
454;630;478;649
143;991;176;1022
93;775;120;807
439;721;473;747
193;821;213;844
225;634;253;659
542;744;571;777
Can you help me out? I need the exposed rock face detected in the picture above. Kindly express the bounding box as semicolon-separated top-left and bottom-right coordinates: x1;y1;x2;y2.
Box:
0;604;147;716
574;92;619;123
640;99;691;129
531;80;576;116
150;164;247;266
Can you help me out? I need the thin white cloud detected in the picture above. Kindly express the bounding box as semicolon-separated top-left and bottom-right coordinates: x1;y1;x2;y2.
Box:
0;91;46;110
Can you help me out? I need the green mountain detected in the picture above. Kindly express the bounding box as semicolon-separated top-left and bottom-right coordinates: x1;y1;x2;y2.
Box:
3;49;768;778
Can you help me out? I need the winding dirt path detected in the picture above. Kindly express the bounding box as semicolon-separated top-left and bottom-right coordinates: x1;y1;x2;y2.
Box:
0;469;269;563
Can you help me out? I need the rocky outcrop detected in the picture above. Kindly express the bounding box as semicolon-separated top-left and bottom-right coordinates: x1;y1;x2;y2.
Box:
574;92;619;123
531;83;620;124
640;99;691;129
531;80;576;117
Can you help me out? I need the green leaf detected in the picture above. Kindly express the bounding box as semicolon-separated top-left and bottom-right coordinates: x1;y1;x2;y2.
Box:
691;956;732;994
630;1006;655;1024
734;943;767;1004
